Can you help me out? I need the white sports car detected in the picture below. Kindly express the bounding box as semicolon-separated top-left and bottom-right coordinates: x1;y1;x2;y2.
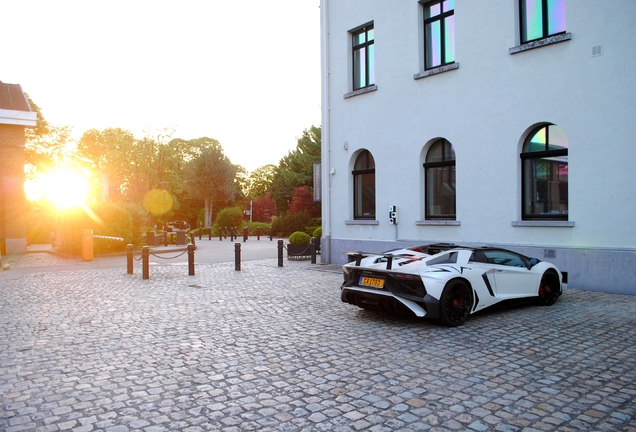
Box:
340;243;562;327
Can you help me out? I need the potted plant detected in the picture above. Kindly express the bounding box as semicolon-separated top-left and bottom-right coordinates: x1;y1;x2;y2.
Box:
287;231;311;260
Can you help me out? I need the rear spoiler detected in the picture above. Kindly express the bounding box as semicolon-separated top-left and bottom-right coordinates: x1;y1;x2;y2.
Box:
343;243;459;270
343;251;427;270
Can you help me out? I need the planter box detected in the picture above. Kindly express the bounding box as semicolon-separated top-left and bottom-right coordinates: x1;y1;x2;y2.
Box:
287;243;311;260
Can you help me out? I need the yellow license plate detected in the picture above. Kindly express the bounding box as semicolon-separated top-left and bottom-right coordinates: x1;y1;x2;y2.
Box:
359;276;385;288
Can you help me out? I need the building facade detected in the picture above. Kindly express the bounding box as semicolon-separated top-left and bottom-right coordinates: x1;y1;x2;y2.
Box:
319;1;636;294
0;82;37;255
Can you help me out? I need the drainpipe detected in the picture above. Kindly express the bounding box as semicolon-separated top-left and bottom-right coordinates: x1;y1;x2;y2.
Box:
320;0;332;264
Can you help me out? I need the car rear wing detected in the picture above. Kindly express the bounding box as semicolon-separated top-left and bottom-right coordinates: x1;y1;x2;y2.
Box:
344;243;458;270
343;251;427;270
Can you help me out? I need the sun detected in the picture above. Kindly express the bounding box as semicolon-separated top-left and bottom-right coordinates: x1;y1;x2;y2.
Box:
25;168;91;209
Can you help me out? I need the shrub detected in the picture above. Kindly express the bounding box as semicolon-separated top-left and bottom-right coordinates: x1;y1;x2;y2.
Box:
289;231;311;245
312;226;322;238
56;203;133;255
272;211;314;237
215;206;244;231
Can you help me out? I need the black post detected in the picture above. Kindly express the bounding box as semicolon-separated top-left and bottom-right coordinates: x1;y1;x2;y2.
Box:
235;242;241;271
310;237;317;264
209;228;212;241
269;226;273;241
188;244;195;276
142;246;149;280
278;239;284;267
191;233;196;248
224;227;228;239
256;226;261;240
243;226;248;242
230;227;235;242
127;244;134;274
219;229;223;241
199;222;202;240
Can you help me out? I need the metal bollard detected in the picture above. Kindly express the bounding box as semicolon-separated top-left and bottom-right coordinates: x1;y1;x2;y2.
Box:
310;237;317;264
269;226;273;241
188;244;195;276
142;246;149;279
278;239;284;267
209;229;212;241
219;230;223;241
243;226;248;242
256;226;261;240
127;244;134;274
230;227;235;242
191;234;196;248
199;223;202;240
235;243;241;271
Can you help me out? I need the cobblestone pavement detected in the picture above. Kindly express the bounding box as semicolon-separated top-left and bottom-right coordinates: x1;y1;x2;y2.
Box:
1;253;635;431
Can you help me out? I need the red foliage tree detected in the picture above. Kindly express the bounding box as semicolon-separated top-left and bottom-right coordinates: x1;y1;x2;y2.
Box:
251;192;277;222
289;186;320;218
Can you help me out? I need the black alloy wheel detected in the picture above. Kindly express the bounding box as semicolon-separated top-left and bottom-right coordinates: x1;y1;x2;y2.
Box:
537;271;561;306
439;280;473;327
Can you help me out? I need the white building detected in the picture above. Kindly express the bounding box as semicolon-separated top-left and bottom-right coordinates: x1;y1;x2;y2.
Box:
319;0;636;294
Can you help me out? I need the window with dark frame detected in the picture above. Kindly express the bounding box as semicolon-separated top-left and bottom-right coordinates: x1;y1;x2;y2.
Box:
521;124;569;220
353;150;376;220
520;0;566;44
423;0;455;70
352;24;375;90
424;139;456;219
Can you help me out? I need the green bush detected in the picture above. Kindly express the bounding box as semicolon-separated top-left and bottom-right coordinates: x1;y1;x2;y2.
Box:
215;206;244;231
312;226;322;238
26;208;56;244
56;203;133;255
289;231;311;245
272;211;315;237
119;202;149;247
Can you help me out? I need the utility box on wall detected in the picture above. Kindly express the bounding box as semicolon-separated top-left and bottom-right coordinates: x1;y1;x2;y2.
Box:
388;205;398;225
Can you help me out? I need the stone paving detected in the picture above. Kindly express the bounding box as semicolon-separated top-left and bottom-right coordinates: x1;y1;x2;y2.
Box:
1;253;635;431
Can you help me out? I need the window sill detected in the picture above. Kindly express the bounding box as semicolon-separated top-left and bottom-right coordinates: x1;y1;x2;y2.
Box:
509;33;571;54
413;63;459;80
345;219;379;225
344;85;377;99
512;220;574;228
416;220;460;226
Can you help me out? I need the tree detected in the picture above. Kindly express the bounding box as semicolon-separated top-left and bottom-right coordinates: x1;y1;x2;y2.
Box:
23;95;72;177
182;138;240;227
271;126;321;214
247;164;276;199
289;186;320;218
76;128;137;202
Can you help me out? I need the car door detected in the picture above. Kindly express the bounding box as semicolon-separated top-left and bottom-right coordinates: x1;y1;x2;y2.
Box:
482;250;540;298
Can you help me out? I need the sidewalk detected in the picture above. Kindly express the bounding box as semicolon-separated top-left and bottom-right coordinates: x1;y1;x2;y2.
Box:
1;244;635;431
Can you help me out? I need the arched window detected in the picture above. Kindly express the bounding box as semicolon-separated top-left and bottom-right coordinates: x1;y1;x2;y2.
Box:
521;124;568;220
424;139;456;219
353;150;376;219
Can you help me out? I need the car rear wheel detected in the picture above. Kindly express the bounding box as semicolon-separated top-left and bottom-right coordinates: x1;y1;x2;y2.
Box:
439;280;473;327
537;271;561;306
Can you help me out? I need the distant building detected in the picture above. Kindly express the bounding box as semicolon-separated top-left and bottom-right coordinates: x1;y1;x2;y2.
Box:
0;81;37;254
319;1;636;294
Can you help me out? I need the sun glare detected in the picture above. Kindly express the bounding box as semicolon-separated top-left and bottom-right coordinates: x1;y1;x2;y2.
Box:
26;168;91;209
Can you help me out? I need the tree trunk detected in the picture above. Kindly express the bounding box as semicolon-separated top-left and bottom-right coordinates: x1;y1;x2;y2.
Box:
204;198;213;227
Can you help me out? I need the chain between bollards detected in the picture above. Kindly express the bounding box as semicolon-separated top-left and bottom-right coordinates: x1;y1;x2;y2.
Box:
235;243;241;271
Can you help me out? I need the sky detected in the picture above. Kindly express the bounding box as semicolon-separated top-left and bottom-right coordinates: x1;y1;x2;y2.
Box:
1;0;322;172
